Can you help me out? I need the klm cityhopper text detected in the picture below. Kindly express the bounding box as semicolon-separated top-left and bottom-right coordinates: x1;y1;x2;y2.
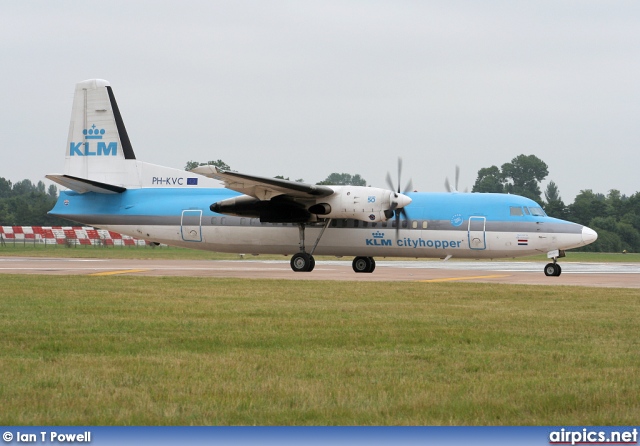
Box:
366;234;463;249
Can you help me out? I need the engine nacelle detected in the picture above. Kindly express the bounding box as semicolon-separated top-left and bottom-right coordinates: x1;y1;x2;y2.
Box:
210;186;411;224
308;186;404;222
210;195;311;223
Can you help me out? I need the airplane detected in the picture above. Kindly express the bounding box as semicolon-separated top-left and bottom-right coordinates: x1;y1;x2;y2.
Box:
47;79;598;276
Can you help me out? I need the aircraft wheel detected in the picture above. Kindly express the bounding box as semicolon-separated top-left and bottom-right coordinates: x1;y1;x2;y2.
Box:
352;256;374;273
291;252;314;272
368;257;376;273
544;263;560;277
309;256;316;272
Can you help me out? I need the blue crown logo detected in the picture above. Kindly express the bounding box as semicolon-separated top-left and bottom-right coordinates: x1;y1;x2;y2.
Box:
372;231;384;239
83;124;105;140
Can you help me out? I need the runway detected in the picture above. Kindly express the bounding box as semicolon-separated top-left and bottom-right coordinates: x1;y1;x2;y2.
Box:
1;257;638;288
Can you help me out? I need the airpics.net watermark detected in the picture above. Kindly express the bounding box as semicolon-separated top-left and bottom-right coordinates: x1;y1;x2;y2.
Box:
549;428;638;445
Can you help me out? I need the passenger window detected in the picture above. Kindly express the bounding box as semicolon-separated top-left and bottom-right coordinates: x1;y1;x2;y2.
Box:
422;221;428;229
362;222;368;228
331;220;337;227
221;217;226;225
211;217;217;225
510;206;523;216
402;220;408;228
412;221;418;229
353;220;359;228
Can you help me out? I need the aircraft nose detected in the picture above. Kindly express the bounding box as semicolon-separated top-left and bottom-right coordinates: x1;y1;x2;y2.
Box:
582;226;598;245
397;193;412;208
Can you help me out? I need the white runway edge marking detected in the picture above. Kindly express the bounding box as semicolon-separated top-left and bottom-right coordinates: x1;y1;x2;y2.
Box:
0;259;637;274
219;260;640;274
0;266;341;273
0;258;106;262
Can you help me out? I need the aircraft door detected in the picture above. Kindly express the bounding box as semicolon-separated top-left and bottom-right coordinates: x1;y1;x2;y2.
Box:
468;216;486;250
181;210;202;242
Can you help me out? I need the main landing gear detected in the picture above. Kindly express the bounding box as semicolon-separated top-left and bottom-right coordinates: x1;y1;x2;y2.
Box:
291;252;377;273
290;252;316;272
290;221;330;273
544;250;565;277
352;256;376;273
289;220;377;273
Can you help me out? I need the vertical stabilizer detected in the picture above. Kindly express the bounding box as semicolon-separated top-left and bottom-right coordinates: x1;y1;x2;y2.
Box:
49;79;223;193
63;79;141;188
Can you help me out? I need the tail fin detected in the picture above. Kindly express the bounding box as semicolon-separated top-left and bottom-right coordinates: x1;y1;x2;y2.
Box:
47;79;141;191
48;79;221;193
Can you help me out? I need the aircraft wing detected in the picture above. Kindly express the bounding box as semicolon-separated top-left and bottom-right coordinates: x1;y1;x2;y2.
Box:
191;165;334;200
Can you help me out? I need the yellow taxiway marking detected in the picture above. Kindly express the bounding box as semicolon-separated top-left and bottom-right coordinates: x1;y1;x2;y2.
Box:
88;269;149;276
417;274;511;283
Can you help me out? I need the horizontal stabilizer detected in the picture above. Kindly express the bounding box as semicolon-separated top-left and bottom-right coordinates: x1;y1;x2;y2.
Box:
46;174;127;194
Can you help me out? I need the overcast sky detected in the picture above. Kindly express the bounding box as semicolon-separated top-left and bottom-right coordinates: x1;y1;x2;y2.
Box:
2;1;639;202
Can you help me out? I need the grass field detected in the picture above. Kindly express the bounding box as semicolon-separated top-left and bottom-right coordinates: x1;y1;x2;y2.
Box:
1;274;639;425
1;242;639;263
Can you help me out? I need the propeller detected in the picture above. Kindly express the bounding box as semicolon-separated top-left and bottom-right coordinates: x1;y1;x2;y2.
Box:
385;157;413;238
445;165;468;193
445;165;460;192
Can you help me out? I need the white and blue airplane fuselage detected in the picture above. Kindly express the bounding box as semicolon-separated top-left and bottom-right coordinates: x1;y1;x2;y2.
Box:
48;80;597;276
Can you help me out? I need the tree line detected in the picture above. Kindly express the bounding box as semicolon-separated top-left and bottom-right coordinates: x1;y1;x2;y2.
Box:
0;178;67;226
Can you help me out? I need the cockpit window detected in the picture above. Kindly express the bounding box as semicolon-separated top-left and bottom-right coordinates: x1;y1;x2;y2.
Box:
528;207;546;216
523;207;530;215
510;206;524;216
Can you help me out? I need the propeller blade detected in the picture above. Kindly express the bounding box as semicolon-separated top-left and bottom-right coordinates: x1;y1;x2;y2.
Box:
403;179;413;194
397;157;402;194
386;157;412;239
445;165;462;192
395;207;410;239
385;172;395;194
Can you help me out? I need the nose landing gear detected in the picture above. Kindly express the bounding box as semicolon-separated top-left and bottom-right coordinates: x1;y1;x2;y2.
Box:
544;262;562;277
544;250;565;276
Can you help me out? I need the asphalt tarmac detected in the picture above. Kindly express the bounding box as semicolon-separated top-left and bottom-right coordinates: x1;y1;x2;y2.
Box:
1;257;638;288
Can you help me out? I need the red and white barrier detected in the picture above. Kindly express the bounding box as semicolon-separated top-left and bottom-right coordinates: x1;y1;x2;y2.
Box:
0;226;151;246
